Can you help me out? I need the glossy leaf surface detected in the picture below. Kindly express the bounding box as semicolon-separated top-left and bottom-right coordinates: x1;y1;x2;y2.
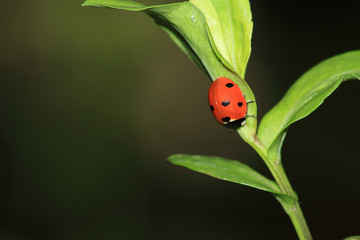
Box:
190;0;253;79
258;50;360;158
169;154;283;195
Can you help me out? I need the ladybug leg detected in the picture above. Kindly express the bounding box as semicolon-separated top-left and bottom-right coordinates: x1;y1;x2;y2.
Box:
245;114;257;119
239;116;255;127
243;95;256;104
244;95;256;119
238;116;256;127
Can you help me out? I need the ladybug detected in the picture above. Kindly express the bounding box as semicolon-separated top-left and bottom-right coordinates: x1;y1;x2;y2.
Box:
208;77;249;127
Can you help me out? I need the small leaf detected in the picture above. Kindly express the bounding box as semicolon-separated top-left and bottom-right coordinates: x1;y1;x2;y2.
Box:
189;0;253;79
344;236;360;240
169;154;296;215
258;50;360;158
169;154;283;195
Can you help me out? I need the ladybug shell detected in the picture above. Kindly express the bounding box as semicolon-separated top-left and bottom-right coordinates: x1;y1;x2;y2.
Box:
208;77;247;124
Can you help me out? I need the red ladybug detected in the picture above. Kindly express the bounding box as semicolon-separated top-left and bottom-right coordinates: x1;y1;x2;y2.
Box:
208;77;248;126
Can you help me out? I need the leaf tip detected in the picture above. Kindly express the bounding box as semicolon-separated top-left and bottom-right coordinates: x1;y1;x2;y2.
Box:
81;0;95;7
167;154;184;164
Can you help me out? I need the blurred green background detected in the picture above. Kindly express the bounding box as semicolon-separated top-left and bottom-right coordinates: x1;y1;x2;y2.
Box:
1;1;360;239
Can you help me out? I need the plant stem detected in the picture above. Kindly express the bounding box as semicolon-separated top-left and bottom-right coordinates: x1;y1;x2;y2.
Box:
239;130;312;240
268;161;312;240
288;201;312;240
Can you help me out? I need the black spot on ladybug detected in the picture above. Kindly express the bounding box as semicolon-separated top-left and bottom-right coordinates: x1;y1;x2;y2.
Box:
210;105;214;111
225;83;234;88
221;117;231;123
222;101;230;106
238;102;243;107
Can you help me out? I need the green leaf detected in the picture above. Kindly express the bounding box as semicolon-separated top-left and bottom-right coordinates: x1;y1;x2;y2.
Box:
82;1;211;76
258;50;360;158
169;154;283;195
189;0;253;79
169;154;296;219
344;236;360;240
82;0;236;82
82;0;257;135
82;0;146;9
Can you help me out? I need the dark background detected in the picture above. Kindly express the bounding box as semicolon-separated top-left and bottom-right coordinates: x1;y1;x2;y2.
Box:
1;1;359;239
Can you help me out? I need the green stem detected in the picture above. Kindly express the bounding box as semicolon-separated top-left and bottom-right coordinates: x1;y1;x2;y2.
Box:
268;161;312;240
238;129;312;240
